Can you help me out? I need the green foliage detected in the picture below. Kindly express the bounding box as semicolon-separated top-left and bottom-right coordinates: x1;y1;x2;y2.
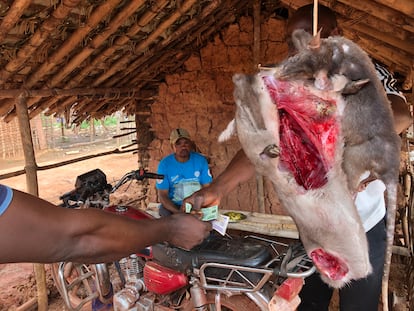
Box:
103;117;118;126
80;120;90;129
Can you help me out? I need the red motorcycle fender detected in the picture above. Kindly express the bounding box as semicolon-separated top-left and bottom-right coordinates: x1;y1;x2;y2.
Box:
144;261;188;295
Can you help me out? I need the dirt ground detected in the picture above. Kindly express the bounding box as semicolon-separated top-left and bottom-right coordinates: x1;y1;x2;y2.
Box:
0;136;143;310
0;137;410;310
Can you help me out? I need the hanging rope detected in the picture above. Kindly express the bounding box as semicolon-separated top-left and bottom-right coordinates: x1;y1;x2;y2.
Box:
313;0;318;36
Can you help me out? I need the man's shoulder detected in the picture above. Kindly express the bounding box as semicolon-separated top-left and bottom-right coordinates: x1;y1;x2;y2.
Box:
160;153;175;161
158;153;176;166
190;152;208;160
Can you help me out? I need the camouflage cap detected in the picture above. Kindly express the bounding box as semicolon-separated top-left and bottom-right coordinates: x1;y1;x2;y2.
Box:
170;128;191;145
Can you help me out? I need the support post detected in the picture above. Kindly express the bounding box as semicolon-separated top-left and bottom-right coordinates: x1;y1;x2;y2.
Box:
15;94;48;311
253;0;265;213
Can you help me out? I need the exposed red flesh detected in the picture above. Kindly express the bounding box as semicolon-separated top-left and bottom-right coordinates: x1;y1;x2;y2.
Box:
311;248;348;280
263;77;339;190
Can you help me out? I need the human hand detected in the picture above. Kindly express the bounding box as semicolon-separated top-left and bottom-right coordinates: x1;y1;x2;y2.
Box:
166;214;212;250
183;184;222;211
357;174;377;192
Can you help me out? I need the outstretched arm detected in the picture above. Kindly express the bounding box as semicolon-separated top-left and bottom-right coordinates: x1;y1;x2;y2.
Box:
388;94;412;134
0;188;211;264
158;189;182;214
185;149;256;209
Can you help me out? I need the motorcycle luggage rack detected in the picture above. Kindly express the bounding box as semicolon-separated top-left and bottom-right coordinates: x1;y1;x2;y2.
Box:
198;262;274;292
197;238;316;293
56;262;111;311
244;235;316;279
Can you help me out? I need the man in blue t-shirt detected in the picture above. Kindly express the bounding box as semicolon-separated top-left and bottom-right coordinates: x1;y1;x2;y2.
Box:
156;128;212;217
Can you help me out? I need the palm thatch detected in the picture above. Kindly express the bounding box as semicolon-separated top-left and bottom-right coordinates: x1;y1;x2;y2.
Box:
0;0;412;124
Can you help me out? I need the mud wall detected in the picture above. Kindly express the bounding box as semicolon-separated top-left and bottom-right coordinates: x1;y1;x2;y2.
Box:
147;16;290;215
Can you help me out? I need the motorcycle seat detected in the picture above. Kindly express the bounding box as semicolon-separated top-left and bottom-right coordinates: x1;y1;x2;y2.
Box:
151;232;272;272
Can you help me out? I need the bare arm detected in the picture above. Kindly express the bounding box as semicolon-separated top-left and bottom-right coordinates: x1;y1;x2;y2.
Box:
185;149;255;209
158;188;182;214
0;189;211;264
388;94;412;134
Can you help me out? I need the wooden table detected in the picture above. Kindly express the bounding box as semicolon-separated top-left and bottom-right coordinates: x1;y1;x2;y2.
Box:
221;209;299;239
145;204;299;239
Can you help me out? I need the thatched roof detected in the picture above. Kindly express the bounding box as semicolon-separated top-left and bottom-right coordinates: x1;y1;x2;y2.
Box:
0;0;412;124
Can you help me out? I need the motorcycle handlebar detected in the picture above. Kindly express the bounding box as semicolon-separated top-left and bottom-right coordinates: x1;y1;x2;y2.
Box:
59;168;163;208
111;169;163;193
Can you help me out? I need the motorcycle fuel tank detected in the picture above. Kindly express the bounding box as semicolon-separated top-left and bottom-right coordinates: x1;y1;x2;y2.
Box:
104;205;153;220
144;261;188;295
104;205;154;258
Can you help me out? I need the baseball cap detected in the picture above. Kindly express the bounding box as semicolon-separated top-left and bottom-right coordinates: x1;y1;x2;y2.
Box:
170;128;191;145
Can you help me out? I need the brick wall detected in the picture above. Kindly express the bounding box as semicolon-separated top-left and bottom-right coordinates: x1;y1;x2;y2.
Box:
148;16;289;215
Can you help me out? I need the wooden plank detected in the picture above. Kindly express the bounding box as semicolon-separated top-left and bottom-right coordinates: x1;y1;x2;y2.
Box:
0;147;134;180
343;29;411;74
0;0;31;42
221;210;299;239
92;0;198;87
346;21;413;55
337;0;414;33
373;0;414;16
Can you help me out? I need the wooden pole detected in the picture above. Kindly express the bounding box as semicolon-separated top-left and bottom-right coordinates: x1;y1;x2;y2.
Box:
253;0;265;214
313;0;318;36
15;94;48;310
0;0;31;42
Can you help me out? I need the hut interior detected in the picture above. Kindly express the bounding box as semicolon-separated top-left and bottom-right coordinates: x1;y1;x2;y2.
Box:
0;1;413;309
0;0;412;123
0;0;413;221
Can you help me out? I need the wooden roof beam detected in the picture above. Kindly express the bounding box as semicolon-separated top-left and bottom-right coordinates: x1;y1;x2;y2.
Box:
281;0;414;40
120;5;239;94
372;0;414;17
112;0;222;87
30;0;170;116
345;20;413;55
0;87;151;98
44;88;155;117
0;0;122;117
3;87;155;122
132;0;243;85
92;0;198;86
70;97;133;122
336;0;414;33
0;0;81;86
75;98;107;117
92;98;137;119
48;0;147;88
68;0;169;88
343;29;411;74
107;0;238;89
24;0;123;88
0;0;31;42
21;0;147;118
332;4;412;42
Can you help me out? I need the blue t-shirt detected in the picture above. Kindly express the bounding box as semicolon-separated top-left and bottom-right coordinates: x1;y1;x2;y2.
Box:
156;152;212;206
0;185;13;216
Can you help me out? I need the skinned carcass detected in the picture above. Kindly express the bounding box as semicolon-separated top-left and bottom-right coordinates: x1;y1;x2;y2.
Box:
219;30;400;310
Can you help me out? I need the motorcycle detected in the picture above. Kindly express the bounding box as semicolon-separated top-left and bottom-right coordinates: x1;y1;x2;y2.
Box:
51;168;315;311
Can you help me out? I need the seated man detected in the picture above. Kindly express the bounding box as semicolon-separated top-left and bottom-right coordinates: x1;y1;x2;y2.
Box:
156;128;212;217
